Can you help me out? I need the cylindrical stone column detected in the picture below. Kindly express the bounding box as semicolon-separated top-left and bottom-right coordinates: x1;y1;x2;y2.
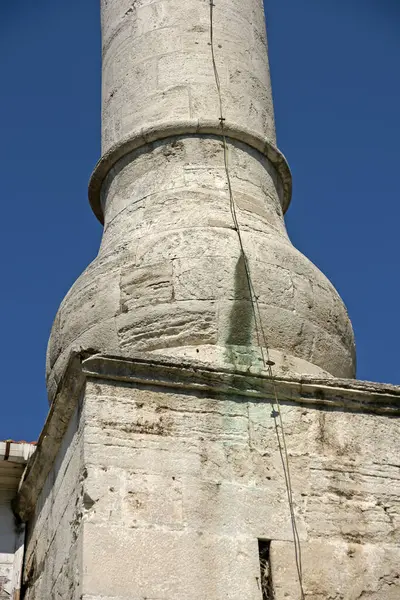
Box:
100;0;277;153
46;0;356;401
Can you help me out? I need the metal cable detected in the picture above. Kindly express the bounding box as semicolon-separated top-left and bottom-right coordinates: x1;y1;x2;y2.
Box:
209;2;305;597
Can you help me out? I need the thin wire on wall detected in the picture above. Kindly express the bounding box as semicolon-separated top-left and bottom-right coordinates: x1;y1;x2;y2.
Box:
209;2;306;598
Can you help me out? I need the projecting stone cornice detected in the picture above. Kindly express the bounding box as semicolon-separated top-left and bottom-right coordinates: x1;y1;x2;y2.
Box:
88;119;292;224
81;352;400;416
15;351;400;522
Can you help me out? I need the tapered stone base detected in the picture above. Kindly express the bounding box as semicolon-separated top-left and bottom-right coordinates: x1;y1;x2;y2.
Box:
47;136;355;404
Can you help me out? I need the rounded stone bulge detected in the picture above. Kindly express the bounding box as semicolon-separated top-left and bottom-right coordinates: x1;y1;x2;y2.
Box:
46;228;356;403
46;137;355;402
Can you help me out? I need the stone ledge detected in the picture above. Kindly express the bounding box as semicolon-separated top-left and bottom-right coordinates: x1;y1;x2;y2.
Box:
88;119;292;223
15;350;400;521
82;352;400;415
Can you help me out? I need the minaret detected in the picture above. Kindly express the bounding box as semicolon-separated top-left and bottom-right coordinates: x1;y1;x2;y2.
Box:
46;0;355;402
15;2;400;600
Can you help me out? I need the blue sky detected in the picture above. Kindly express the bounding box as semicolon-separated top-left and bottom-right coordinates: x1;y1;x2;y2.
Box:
0;0;399;440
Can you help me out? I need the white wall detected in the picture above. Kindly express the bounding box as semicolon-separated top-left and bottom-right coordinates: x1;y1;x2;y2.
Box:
0;489;17;595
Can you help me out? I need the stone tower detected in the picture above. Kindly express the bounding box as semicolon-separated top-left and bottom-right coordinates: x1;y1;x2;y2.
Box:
14;1;400;599
46;0;356;403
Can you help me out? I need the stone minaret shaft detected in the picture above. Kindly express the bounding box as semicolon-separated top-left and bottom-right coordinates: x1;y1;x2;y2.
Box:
47;0;355;401
18;5;400;600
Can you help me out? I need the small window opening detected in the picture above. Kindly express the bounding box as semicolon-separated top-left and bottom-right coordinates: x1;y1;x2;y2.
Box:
258;539;274;600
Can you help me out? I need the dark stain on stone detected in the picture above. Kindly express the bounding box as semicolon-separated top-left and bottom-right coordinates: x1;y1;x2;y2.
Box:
100;418;171;436
226;252;253;347
21;554;44;595
316;412;327;447
328;485;354;500
123;1;137;18
83;492;96;511
191;25;207;33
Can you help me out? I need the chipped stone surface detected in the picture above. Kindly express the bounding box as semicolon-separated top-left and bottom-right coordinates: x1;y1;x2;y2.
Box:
120;262;174;310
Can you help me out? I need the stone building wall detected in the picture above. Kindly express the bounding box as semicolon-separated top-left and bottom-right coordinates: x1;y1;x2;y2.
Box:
0;489;18;597
17;355;400;600
80;375;400;600
22;404;84;600
0;442;34;599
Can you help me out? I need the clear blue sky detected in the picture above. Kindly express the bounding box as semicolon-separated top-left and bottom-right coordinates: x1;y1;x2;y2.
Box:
0;0;399;441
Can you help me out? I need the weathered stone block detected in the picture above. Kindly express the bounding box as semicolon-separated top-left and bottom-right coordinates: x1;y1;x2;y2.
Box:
82;524;261;600
271;540;400;600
